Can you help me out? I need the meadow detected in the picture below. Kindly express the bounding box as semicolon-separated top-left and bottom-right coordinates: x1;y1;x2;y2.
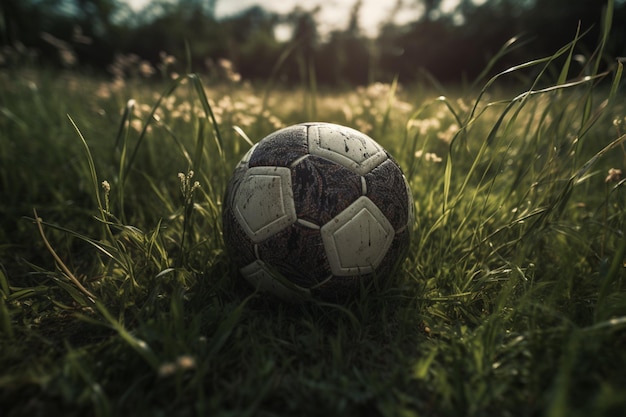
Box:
1;24;626;417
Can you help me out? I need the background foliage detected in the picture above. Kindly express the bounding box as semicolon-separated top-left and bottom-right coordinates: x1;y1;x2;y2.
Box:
1;0;625;85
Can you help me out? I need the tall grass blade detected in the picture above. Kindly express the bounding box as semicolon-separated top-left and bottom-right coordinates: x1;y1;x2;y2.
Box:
35;217;127;266
189;73;224;159
233;125;255;147
0;266;13;339
470;36;528;90
0;266;9;296
557;22;581;86
608;60;624;104
0;298;13;339
33;208;97;302
468;32;591;123
68;115;105;221
592;0;614;75
193;116;207;174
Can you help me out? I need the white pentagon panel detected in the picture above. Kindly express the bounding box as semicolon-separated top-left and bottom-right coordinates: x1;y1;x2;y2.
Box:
321;196;395;276
241;260;310;300
307;124;387;175
234;166;296;243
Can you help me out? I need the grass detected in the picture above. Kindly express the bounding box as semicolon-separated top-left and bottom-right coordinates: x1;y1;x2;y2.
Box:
1;14;626;417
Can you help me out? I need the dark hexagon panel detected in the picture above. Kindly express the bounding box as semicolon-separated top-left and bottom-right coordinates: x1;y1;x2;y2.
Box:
248;125;309;168
256;223;332;288
290;155;363;226
364;158;412;231
222;206;257;268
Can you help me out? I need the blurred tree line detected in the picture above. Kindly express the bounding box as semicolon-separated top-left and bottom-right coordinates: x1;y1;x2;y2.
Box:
1;0;624;85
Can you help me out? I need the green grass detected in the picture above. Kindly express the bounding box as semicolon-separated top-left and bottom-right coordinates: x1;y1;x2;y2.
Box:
2;19;626;416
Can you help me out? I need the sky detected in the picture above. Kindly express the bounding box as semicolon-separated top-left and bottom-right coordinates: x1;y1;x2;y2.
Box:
123;0;465;37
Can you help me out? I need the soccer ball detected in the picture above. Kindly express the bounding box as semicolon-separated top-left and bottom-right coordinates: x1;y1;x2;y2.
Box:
222;122;413;300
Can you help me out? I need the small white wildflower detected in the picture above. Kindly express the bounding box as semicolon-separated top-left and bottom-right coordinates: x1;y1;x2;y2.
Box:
139;60;155;77
425;152;443;163
101;180;111;213
158;362;177;377
176;355;196;370
179;170;201;203
130;119;143;132
158;355;196;378
437;123;459;144
605;168;622;183
414;150;442;163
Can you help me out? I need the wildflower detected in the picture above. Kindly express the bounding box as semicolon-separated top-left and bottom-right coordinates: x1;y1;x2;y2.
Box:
408;118;441;136
415;150;443;163
158;355;197;377
215;58;242;83
108;53;150;80
159;51;176;66
110;77;125;91
179;170;201;204
605;168;622;183
342;105;353;122
613;116;625;135
456;98;470;113
130;119;143;132
437;123;459;144
176;355;196;370
139;60;155;78
95;82;111;100
218;58;233;71
426;153;443;163
101;180;111;213
163;95;177;111
355;119;373;134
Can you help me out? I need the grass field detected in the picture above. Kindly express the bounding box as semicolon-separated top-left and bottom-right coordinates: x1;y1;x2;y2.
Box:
2;17;626;417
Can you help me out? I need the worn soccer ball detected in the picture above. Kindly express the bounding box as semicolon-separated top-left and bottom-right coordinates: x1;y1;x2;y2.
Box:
222;122;413;300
